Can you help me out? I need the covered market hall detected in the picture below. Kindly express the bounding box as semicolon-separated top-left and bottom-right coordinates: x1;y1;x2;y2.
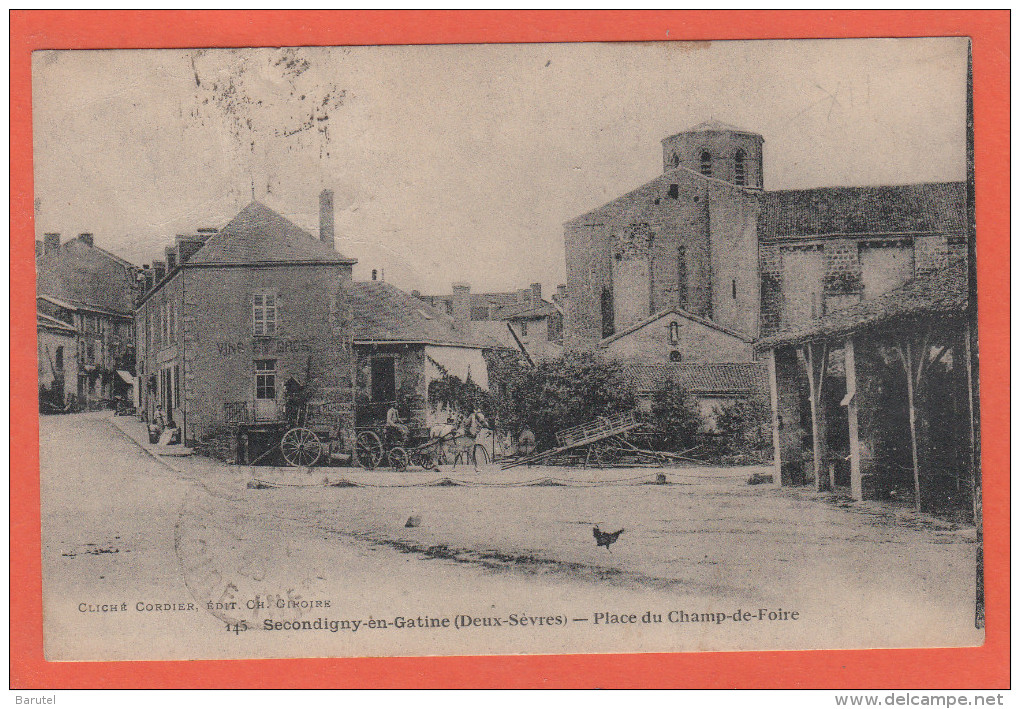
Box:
756;261;978;519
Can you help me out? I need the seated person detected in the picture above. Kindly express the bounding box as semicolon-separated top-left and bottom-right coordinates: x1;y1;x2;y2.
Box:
386;403;409;444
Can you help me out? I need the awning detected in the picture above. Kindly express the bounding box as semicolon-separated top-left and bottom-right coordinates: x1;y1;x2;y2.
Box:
117;370;135;385
425;345;489;390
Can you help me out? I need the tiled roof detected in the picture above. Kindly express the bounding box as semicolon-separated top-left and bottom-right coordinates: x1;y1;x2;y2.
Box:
188;201;357;266
35;237;137;315
624;362;768;395
756;260;968;350
759;182;967;240
346;281;487;348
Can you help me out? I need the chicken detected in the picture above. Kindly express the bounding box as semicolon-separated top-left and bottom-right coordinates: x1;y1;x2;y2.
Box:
593;525;625;551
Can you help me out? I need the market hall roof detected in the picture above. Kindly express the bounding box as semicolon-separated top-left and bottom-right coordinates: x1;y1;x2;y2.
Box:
755;261;968;351
759;182;967;241
187;201;357;266
346;281;490;349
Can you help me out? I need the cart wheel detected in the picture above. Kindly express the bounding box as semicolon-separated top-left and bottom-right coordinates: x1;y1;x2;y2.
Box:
471;444;489;468
355;430;384;470
280;427;322;467
388;446;409;471
410;449;436;470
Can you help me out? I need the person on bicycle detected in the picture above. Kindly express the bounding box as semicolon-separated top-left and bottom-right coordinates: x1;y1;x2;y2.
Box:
467;407;489;438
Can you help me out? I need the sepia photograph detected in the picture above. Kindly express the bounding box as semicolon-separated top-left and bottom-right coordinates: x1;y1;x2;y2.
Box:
30;36;983;663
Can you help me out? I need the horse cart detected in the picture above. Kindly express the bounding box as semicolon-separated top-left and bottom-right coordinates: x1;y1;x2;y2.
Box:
352;422;492;471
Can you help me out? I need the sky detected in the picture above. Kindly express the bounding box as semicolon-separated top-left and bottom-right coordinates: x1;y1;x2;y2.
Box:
32;38;968;296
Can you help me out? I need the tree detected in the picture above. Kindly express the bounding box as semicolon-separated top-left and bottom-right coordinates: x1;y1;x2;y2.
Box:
714;396;772;458
485;350;635;449
646;380;702;452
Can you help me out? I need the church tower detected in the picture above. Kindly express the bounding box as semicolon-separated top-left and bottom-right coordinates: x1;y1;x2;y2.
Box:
661;120;764;189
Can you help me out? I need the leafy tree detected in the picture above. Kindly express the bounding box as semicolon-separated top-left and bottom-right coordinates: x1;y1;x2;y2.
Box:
646;380;702;452
714;396;772;457
485;350;635;449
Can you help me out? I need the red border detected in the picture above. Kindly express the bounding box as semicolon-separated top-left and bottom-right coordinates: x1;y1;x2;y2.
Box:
10;11;1009;689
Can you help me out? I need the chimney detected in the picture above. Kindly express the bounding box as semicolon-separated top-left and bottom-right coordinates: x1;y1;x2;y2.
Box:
164;245;178;271
556;284;567;304
530;282;542;308
451;283;471;325
35;240;43;258
319;189;335;246
176;235;205;263
152;259;166;283
78;232;94;247
43;232;60;255
143;268;154;293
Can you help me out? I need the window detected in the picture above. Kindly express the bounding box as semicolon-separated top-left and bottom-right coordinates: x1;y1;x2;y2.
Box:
734;149;746;186
670;152;679;167
669;351;682;362
668;321;680;345
55;346;64;371
700;150;712;177
732;279;738;299
519;320;528;337
253;293;277;336
255;359;277;400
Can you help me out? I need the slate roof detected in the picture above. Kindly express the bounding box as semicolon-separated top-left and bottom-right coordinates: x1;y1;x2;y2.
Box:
188;201;357;266
35;237;137;315
755;261;968;351
602;308;754;346
624;362;768;396
346;281;488;348
759;182;967;241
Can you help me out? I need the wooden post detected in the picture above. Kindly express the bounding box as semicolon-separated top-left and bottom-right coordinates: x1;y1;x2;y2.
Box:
844;337;863;501
766;349;782;486
900;338;923;513
802;341;829;491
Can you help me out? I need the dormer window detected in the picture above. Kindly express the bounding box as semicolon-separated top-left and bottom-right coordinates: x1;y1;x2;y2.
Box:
700;151;712;177
668;321;681;345
734;149;746;186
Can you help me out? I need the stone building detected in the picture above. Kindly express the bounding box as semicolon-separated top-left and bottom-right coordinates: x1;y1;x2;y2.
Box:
36;310;79;410
36;232;138;407
417;282;565;362
563;120;967;362
347;280;489;429
134;195;358;448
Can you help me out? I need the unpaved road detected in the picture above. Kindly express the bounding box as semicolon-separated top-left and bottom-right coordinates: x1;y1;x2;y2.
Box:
40;412;982;660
